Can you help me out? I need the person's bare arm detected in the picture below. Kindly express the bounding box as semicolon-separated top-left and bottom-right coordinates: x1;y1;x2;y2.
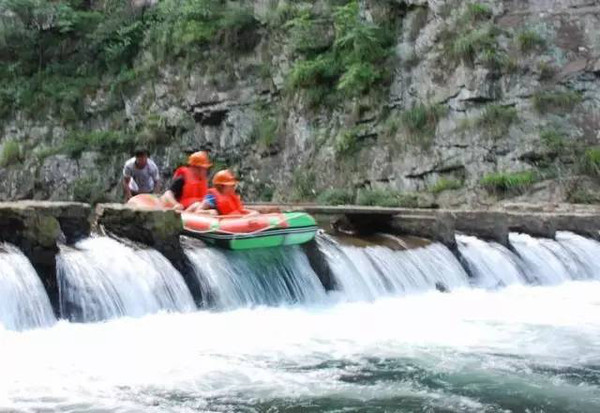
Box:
123;177;132;200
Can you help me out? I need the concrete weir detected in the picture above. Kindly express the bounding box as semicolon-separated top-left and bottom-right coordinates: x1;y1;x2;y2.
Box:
1;200;600;314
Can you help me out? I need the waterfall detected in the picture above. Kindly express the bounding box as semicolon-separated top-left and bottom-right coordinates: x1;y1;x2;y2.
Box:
509;233;581;285
316;235;470;301
185;246;327;309
456;235;526;289
57;237;195;322
0;244;56;331
556;231;600;280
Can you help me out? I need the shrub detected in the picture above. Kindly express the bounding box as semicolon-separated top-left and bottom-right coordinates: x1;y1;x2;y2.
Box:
430;178;463;194
400;104;446;146
0;140;23;167
61;130;135;159
537;61;556;81
72;177;110;205
251;117;279;149
450;25;500;66
357;188;419;208
476;105;518;138
532;91;582;114
568;188;600;205
581;147;600;177
317;188;355;205
516;30;546;53
480;171;537;193
286;0;393;107
291;169;316;201
461;3;493;24
334;127;363;156
540;129;565;153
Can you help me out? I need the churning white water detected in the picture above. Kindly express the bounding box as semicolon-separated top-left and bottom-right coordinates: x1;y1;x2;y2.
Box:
1;282;599;412
185;246;327;309
457;235;526;288
317;235;469;301
57;237;195;322
0;244;55;331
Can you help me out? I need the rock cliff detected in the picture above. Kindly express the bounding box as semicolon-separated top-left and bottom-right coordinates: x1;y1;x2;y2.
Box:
0;0;598;207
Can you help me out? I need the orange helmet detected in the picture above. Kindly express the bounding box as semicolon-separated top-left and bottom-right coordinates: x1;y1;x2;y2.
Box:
213;169;238;186
188;151;212;168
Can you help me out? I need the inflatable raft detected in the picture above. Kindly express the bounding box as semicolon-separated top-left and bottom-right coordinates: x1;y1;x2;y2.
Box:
127;194;319;250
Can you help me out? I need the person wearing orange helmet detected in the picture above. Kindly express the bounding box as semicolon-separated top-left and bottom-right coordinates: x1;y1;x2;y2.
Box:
161;151;212;212
202;169;256;216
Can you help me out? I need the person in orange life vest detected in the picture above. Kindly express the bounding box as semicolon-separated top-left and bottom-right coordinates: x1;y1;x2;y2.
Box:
201;170;257;216
161;151;211;212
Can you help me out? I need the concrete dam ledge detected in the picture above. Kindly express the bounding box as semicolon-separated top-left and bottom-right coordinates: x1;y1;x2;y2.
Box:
1;200;599;316
0;201;599;252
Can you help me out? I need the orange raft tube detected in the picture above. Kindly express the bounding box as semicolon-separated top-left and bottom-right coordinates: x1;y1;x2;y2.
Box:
127;194;319;250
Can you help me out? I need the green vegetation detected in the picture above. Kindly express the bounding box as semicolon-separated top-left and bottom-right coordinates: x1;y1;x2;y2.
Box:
291;169;316;201
461;3;493;24
540;129;566;153
516;30;546;53
537;61;556;81
356;188;419;208
438;3;514;72
480;171;537;193
430;178;463;194
581;147;600;177
317;188;355;205
0;0;259;123
400;103;446;146
476;104;518;138
287;0;394;108
0;140;23;167
568;187;600;204
334;127;363;156
72;177;110;205
532;91;582;114
251;116;279;150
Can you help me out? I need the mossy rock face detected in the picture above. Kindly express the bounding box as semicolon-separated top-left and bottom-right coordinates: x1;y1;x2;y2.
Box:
24;215;61;248
96;204;183;247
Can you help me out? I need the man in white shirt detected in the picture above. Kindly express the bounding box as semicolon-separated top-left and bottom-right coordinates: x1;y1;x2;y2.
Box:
122;147;161;200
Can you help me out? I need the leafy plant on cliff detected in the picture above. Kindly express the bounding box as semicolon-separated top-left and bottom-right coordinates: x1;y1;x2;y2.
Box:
287;0;394;107
72;177;110;205
291;169;317;201
581;147;600;177
430;178;463;194
532;91;582;114
476;104;518;139
357;188;419;208
516;30;546;53
0;140;23;167
317;188;355;205
400;103;447;147
480;171;537;193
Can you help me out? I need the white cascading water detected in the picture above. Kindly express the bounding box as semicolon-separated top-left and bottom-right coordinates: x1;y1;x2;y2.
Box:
0;244;56;331
316;235;470;301
508;232;592;285
456;235;526;288
556;231;600;279
57;237;196;322
185;246;327;309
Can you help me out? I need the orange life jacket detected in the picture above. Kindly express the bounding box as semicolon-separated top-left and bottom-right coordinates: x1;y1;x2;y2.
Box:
207;188;244;216
176;167;208;209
